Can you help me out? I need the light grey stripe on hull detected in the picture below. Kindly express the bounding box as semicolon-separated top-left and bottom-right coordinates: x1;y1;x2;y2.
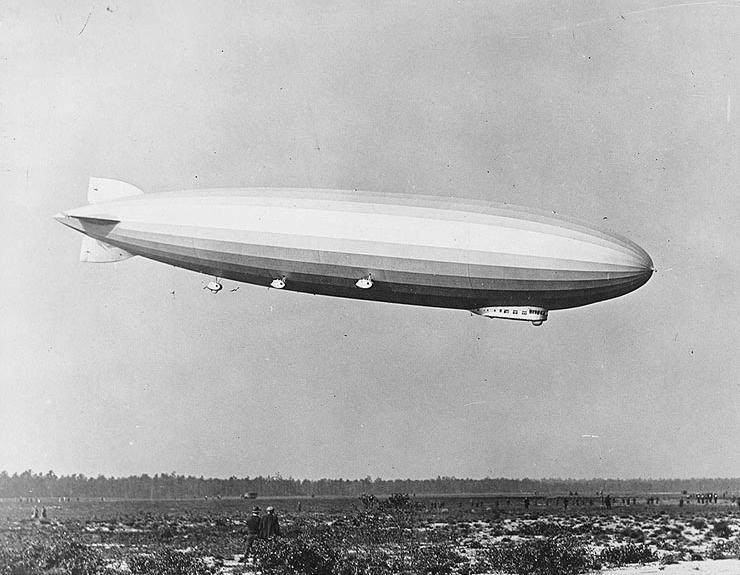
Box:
109;230;646;287
112;226;647;274
135;189;651;264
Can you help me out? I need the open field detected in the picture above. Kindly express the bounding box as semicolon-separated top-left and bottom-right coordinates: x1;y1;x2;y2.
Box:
2;495;739;574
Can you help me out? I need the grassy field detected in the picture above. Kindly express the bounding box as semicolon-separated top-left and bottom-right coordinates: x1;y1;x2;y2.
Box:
1;495;739;574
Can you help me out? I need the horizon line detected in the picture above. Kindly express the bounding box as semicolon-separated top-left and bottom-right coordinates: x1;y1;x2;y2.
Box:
4;470;740;483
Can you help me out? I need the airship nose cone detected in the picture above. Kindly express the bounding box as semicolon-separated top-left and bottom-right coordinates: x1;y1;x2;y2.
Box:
611;231;652;275
634;247;654;276
633;252;654;277
639;248;654;272
646;257;655;275
625;246;654;292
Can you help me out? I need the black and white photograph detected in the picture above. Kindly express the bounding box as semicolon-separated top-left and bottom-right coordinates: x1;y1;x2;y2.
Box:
1;1;739;573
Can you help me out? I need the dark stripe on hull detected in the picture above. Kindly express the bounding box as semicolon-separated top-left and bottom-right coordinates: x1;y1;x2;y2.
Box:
106;234;653;311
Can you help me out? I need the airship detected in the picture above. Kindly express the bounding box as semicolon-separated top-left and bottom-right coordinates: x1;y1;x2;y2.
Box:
54;178;653;325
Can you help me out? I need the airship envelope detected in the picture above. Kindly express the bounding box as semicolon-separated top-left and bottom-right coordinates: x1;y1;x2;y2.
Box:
55;178;653;324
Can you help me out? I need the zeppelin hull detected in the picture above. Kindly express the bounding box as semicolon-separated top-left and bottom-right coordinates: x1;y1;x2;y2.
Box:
62;189;653;312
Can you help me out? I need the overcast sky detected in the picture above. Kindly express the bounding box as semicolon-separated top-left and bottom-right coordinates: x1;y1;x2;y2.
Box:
1;0;739;480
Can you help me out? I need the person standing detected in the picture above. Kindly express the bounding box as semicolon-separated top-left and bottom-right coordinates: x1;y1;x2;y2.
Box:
243;506;261;560
261;506;281;539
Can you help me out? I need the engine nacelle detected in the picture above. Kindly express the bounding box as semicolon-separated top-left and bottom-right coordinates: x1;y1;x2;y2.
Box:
355;275;373;289
471;306;548;325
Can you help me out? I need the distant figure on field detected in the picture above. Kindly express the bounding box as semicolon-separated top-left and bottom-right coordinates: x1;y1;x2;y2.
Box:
260;506;281;539
297;501;302;512
41;507;47;519
31;506;39;519
243;506;261;559
523;497;530;510
604;495;612;510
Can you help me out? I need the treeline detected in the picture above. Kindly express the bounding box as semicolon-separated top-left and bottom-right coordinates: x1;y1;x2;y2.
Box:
2;470;740;500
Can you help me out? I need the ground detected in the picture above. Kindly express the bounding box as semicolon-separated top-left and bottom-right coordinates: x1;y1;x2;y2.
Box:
1;495;739;574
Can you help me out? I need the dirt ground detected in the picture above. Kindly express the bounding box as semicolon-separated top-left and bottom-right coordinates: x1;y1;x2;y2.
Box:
599;558;740;574
2;495;739;574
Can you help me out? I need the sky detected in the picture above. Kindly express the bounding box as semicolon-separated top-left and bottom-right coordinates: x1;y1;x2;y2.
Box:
1;0;739;480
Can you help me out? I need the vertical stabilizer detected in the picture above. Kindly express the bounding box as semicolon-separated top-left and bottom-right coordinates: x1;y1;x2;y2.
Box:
88;177;143;204
80;236;133;262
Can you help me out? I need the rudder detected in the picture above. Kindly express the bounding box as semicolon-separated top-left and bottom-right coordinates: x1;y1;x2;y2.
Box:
80;236;134;262
88;177;143;204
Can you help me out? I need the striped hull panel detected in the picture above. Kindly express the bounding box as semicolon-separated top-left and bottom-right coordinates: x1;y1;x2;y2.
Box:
100;225;652;311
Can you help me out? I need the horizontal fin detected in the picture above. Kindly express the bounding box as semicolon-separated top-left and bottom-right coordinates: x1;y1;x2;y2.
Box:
80;237;133;262
88;177;143;204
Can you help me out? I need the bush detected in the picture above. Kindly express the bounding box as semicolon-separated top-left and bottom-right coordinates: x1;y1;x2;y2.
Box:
517;521;564;537
474;537;599;575
333;544;464;575
358;494;379;510
0;531;103;575
127;548;218;575
409;545;465;575
712;520;732;539
620;527;646;542
706;538;740;560
691;517;708;530
386;493;412;510
254;537;337;575
659;552;681;565
599;543;657;566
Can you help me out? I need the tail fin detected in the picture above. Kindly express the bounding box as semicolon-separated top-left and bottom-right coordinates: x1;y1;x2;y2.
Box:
88;177;143;204
79;177;141;261
80;236;134;262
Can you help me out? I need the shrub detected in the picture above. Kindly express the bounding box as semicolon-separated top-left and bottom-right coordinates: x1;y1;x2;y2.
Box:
691;517;708;530
127;548;218;575
706;538;740;560
358;494;379;510
409;544;465;575
517;520;565;537
0;531;103;575
386;493;412;510
254;537;337;575
620;527;646;542
659;552;681;565
712;520;732;539
474;537;599;575
599;543;657;566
